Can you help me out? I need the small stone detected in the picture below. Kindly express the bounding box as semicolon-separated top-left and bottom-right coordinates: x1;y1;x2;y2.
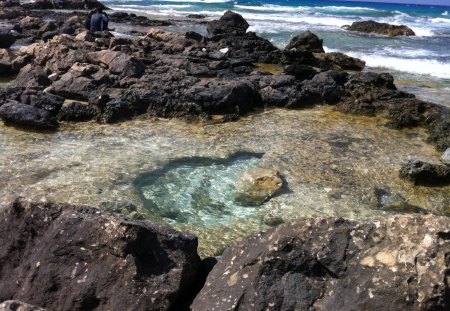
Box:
219;47;229;54
234;168;283;206
48;73;58;81
262;214;284;226
441;148;450;165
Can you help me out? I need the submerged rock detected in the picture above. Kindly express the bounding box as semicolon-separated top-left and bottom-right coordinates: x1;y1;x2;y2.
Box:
399;159;450;186
0;199;201;311
192;216;450;311
233;168;283;206
345;20;415;36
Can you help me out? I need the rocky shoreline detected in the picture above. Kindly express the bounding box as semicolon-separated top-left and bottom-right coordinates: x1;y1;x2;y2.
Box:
1;199;449;310
0;1;450;310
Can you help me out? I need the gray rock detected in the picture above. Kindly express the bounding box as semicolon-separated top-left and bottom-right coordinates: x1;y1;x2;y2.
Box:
192;216;450;311
207;11;249;35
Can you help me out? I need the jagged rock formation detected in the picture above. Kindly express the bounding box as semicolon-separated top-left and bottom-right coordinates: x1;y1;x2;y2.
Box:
0;199;201;311
344;20;415;36
192;216;450;311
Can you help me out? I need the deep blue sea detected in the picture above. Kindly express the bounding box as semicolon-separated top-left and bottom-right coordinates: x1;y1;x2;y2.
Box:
103;0;450;104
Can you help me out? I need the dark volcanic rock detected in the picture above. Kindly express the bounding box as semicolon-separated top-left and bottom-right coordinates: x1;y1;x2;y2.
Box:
0;101;59;130
345;20;415;37
192;216;450;311
399;159;450;186
314;52;365;71
57;101;98;122
0;198;201;311
0;30;16;48
285;30;325;53
207;11;249;35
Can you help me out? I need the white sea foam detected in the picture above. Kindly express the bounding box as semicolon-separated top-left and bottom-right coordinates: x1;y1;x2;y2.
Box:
158;0;232;3
235;11;354;27
442;11;448;16
431;17;450;23
346;52;450;79
234;4;309;13
314;5;383;13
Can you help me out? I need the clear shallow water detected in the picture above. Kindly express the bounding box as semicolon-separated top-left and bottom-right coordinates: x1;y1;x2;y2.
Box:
105;0;450;104
135;152;264;227
1;107;448;256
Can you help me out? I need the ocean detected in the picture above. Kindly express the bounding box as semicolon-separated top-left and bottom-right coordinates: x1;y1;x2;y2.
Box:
103;0;450;105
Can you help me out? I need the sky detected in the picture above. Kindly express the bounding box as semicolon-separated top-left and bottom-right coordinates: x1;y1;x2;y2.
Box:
346;0;450;6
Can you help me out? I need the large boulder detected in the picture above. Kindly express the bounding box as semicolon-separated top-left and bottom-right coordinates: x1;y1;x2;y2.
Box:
207;11;249;35
345;20;415;37
0;300;44;311
87;50;145;78
192;216;450;311
399;159;450;186
182;80;263;115
0;101;59;130
285;30;324;53
0;199;201;311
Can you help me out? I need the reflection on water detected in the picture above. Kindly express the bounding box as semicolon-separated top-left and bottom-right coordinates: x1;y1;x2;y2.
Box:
0;106;448;256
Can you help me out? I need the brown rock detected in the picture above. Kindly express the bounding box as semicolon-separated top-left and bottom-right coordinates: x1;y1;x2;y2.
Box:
233;168;283;205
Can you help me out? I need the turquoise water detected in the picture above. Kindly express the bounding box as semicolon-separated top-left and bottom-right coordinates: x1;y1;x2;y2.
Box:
105;0;450;103
135;152;264;227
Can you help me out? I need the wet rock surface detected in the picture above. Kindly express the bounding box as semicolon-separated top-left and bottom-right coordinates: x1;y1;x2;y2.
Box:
233;168;283;206
0;198;201;311
192;216;450;311
399;159;450;186
345;20;416;36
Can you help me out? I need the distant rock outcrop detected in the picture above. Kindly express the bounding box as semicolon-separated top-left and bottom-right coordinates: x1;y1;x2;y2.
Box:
344;20;415;36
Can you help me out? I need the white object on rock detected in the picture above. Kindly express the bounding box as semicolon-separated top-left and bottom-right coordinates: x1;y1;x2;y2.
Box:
219;47;229;54
441;148;450;165
48;73;58;81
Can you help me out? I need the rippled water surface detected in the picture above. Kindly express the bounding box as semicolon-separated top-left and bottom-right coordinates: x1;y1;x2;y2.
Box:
1;107;448;256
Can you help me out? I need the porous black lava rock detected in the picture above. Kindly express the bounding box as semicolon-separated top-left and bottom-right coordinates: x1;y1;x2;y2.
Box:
0;199;201;311
0;101;59;130
207;10;249;35
192;217;450;311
